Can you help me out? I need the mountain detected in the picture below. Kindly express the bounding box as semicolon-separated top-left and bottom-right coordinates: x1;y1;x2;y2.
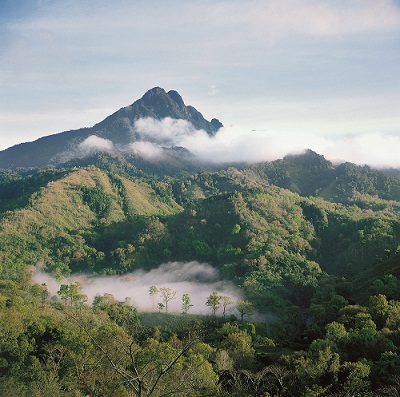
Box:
247;149;400;202
0;87;222;169
2;109;400;396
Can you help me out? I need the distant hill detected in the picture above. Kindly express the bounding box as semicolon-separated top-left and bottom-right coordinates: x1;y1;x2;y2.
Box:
0;87;222;169
247;149;400;202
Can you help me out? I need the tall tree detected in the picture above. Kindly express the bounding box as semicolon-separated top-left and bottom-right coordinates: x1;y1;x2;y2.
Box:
236;300;255;321
159;287;177;313
29;283;49;307
206;291;221;315
57;282;87;306
369;294;390;329
182;293;193;314
149;285;159;310
62;309;217;397
221;295;233;319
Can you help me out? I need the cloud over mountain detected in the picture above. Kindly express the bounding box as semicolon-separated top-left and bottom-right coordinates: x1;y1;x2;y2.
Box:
1;87;399;169
126;118;400;168
134;117;200;144
78;135;115;154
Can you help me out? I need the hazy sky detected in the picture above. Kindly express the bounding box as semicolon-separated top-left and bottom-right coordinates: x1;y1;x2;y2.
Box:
1;0;400;166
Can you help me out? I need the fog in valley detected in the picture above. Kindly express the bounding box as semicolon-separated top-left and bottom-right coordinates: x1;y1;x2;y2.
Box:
33;261;243;315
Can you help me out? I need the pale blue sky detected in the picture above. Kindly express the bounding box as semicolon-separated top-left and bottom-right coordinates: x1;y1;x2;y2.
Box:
1;0;400;166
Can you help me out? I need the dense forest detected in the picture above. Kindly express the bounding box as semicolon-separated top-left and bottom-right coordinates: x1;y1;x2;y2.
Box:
1;150;400;396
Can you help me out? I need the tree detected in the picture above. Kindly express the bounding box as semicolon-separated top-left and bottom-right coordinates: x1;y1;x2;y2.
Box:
58;283;70;305
221;295;233;319
340;361;371;394
206;291;221;315
182;293;193;314
159;287;176;313
57;282;87;306
149;285;159;310
386;299;400;330
40;283;50;305
220;331;255;369
369;294;390;329
93;293;138;330
29;283;49;307
236;300;255;321
65;309;218;397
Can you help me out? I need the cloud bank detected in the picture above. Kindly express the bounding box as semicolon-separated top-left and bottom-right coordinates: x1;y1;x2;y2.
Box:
70;118;400;168
131;118;400;168
33;261;242;315
134;117;199;144
127;141;164;160
78;135;115;154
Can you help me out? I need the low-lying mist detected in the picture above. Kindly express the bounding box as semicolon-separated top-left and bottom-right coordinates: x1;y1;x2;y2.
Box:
33;261;243;315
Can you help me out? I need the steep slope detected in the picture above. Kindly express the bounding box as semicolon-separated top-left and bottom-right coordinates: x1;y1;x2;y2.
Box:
87;87;221;145
0;87;222;169
0;167;182;278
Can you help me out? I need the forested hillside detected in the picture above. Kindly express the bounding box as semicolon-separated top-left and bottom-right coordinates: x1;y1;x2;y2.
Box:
1;152;400;396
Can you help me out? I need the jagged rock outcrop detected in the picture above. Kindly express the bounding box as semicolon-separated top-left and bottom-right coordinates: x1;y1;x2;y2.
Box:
0;87;222;168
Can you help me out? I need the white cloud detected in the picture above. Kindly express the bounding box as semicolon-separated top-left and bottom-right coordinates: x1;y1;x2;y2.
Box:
202;127;400;168
1;0;399;164
127;141;164;160
323;132;400;168
247;0;400;41
134;117;200;143
11;1;400;41
131;117;400;168
78;135;114;154
207;85;219;96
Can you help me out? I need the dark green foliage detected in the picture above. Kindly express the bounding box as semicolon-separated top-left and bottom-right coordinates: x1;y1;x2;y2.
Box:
2;268;400;395
249;149;335;196
2;152;400;394
0;168;69;212
80;186;112;218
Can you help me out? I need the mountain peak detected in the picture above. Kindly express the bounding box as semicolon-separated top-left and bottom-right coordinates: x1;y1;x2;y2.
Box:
142;86;168;101
167;90;185;108
0;87;223;169
140;87;185;110
122;87;221;136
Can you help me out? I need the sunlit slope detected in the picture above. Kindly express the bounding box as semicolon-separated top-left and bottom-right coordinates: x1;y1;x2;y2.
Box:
0;167;182;278
120;177;182;216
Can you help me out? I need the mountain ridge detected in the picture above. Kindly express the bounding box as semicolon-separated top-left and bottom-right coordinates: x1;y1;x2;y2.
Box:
0;87;222;169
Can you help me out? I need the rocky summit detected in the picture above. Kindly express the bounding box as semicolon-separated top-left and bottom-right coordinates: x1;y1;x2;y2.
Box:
0;87;223;169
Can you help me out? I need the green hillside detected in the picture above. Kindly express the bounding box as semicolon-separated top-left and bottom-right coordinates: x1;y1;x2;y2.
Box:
2;158;400;396
2;164;400;308
0;167;182;278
